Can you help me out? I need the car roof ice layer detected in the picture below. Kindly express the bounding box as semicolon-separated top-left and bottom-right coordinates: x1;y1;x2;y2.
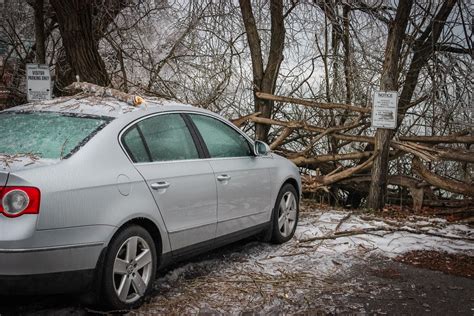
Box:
5;95;194;118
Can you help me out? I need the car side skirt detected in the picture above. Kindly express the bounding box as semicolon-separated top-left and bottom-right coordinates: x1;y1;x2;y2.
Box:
158;222;270;270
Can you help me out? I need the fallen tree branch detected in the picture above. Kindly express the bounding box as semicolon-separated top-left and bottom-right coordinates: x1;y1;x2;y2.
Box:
302;154;377;191
399;134;474;144
291;151;372;166
64;82;144;106
230;112;261;128
412;157;474;197
250;117;474;145
256;92;371;114
299;226;474;243
392;141;439;162
335;213;352;232
270;127;293;150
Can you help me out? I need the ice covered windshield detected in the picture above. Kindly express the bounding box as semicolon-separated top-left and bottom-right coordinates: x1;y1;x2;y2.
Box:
0;112;111;159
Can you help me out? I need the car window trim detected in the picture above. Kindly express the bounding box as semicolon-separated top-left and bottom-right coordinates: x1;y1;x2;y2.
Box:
181;113;210;158
121;126;152;163
135;124;153;162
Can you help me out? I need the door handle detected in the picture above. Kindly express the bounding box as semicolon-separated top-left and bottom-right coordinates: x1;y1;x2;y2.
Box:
150;181;171;190
217;174;231;181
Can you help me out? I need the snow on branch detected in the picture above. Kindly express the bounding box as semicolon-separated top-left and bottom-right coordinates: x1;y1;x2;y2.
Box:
64;82;144;107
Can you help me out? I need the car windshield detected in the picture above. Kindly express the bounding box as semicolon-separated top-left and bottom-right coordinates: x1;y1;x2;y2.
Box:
0;111;111;159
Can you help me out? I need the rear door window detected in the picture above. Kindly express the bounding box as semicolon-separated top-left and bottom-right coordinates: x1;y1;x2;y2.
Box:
123;113;199;162
189;114;253;158
122;126;151;163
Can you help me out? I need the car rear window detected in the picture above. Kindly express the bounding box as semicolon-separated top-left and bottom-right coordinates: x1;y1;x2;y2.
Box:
0;111;111;159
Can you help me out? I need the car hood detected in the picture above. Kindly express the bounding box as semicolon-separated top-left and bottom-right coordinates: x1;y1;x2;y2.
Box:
0;154;60;174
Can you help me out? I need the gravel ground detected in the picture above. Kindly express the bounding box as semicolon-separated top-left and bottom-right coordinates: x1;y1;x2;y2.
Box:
0;205;472;315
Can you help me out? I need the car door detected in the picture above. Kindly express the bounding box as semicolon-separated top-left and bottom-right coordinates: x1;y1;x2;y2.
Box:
187;113;273;237
121;113;217;251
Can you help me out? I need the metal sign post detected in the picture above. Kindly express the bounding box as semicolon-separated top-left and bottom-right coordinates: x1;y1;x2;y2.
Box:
371;91;398;129
26;64;52;102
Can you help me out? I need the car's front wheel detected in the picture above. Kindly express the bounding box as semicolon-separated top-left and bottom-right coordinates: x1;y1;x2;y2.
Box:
102;225;157;310
271;183;299;244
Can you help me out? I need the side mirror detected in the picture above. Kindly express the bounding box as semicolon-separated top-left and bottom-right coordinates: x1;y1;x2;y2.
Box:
254;140;271;156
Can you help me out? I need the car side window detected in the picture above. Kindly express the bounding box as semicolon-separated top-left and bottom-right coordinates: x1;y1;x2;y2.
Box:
137;113;199;162
189;114;253;158
122;126;151;163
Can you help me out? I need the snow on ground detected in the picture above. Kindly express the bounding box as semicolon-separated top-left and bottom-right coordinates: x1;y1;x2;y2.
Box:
133;206;473;314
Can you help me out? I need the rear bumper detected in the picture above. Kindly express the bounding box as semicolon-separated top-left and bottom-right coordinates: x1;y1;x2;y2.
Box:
0;269;95;295
0;243;104;275
0;243;106;294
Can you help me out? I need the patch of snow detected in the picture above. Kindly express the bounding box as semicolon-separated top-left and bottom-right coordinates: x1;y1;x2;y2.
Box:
135;208;473;314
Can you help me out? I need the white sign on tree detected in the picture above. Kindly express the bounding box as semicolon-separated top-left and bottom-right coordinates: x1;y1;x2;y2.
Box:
26;64;52;101
371;91;398;129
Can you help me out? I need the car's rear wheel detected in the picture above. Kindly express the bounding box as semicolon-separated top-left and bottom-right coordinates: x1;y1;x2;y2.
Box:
102;225;157;310
271;184;299;244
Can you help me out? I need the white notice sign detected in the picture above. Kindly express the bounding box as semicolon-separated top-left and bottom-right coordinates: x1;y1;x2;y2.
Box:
26;64;52;101
371;91;398;129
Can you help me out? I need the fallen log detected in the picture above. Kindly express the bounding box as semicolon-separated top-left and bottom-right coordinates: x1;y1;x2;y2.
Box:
256;92;372;114
412;157;474;197
249;117;474;146
291;151;373;166
302;153;377;190
340;174;428;210
435;146;474;163
425;199;474;208
399;134;474;144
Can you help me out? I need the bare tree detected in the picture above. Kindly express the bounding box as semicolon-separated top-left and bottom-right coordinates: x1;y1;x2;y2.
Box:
239;0;285;141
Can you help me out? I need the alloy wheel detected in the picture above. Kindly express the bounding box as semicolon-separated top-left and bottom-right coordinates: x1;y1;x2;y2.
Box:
277;191;297;237
113;236;153;304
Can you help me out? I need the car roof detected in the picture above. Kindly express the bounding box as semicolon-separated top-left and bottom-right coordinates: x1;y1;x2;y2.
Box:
3;95;213;119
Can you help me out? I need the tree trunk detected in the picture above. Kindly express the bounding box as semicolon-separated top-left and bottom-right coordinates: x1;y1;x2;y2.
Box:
50;0;110;86
239;0;285;142
367;0;413;210
33;0;46;64
368;0;457;209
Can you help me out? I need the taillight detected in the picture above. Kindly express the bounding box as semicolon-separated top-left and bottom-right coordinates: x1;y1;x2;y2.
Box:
0;187;41;218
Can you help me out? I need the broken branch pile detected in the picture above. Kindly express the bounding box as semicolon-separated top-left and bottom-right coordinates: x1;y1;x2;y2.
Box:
233;92;473;210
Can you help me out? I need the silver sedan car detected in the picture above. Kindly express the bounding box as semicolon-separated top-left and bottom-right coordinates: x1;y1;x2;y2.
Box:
0;96;300;309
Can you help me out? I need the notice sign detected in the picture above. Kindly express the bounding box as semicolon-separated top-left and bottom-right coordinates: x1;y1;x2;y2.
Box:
371;91;398;129
26;64;52;101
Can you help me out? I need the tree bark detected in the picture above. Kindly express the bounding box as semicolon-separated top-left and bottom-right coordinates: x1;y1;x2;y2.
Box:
368;0;458;209
239;0;285;142
50;0;110;86
33;0;46;64
367;0;413;210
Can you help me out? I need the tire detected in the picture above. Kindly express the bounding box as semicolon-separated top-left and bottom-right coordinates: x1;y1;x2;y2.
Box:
101;225;157;310
270;184;299;244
